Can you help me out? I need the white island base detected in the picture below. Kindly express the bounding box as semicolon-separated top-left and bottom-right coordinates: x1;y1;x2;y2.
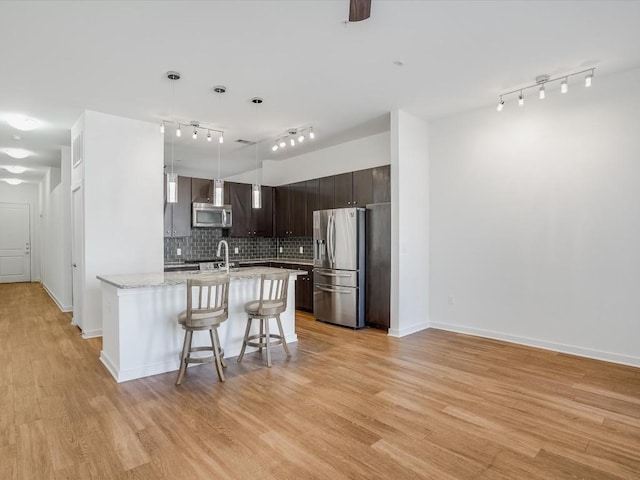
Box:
98;268;301;383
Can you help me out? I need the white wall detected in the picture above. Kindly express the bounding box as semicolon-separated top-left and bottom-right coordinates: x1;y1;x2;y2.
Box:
40;147;72;311
429;68;640;366
74;111;164;337
389;110;430;337
225;131;390;186
0;181;40;282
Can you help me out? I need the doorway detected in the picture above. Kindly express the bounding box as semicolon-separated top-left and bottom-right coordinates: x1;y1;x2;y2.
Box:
0;203;31;283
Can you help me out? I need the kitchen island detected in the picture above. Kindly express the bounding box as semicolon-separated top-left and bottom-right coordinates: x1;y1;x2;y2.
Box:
97;267;304;383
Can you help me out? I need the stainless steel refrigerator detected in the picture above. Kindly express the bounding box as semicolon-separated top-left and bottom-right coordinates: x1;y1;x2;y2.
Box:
313;207;365;328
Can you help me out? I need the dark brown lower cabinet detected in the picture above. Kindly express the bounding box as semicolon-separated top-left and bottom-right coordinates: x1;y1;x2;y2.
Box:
269;262;313;312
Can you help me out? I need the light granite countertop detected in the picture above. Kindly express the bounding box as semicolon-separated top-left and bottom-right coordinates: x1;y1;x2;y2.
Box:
97;266;306;289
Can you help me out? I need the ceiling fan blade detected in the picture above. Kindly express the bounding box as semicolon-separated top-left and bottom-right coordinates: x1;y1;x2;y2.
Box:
349;0;371;22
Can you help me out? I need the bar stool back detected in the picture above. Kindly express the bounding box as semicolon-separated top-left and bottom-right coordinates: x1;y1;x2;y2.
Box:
175;275;229;385
237;271;291;367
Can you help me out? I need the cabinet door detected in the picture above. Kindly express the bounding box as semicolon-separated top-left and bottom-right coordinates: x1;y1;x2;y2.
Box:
352;168;373;207
254;185;273;237
228;182;252;237
289;182;306;236
372;165;391;204
191;178;213;203
333;172;353;208
318;175;334;211
275;186;289;237
305;178;319;236
172;175;192;237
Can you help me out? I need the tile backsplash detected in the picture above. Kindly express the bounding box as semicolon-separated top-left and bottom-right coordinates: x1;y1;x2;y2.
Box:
164;229;313;263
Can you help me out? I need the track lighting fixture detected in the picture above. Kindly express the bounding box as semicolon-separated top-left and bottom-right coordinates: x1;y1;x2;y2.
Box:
161;120;224;143
496;68;595;112
160;122;165;134
270;125;316;152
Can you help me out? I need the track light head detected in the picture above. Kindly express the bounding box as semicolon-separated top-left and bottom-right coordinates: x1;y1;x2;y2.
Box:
219;133;224;144
207;131;212;142
272;144;278;152
518;91;524;106
298;132;305;143
539;84;545;100
176;125;182;137
290;137;296;147
279;139;286;148
496;97;504;112
309;128;315;140
160;122;165;133
192;129;197;140
585;71;593;87
561;78;568;93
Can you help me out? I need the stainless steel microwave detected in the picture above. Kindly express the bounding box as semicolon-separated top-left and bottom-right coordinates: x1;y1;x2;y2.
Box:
192;203;232;228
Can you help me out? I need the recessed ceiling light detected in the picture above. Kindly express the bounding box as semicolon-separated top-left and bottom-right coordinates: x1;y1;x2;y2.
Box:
4;166;27;174
4;178;23;185
3;148;30;159
5;114;41;131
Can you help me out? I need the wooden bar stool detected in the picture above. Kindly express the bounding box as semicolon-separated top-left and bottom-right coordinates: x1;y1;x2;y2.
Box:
237;272;291;367
175;275;229;385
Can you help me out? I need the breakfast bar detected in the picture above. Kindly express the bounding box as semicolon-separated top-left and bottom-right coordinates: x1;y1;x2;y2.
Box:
97;267;303;382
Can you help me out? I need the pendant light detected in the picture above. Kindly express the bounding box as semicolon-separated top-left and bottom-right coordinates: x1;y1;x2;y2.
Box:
251;97;263;209
213;141;224;207
166;71;180;203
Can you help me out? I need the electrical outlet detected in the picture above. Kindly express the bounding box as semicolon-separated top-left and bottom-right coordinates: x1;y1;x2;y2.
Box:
448;294;455;306
279;247;283;253
176;248;181;256
234;247;239;254
299;246;304;254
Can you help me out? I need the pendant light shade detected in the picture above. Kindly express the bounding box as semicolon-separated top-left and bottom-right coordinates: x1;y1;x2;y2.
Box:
213;179;224;207
252;184;262;209
166;172;178;204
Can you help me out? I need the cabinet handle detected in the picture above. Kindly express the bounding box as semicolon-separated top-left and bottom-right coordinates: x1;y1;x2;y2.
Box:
173;230;176;234
353;200;357;204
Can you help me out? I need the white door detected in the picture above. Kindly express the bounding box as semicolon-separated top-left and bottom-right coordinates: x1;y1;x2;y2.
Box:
0;203;31;283
71;185;84;329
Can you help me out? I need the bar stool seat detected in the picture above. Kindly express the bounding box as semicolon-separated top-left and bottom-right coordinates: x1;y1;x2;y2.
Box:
237;271;291;367
175;275;230;385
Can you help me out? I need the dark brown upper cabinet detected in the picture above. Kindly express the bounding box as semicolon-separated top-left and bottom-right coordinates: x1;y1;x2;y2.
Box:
191;178;213;203
333;172;353;208
275;183;305;237
318;175;334;210
229;182;273;237
352;168;373;206
305;178;319;236
371;165;391;204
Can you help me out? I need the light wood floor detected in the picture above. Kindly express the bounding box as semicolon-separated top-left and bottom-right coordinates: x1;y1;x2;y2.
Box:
1;283;639;479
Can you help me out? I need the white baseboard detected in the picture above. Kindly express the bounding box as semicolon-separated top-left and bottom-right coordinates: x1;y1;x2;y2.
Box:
101;334;299;383
388;321;429;338
429;321;640;368
82;328;102;339
42;283;73;312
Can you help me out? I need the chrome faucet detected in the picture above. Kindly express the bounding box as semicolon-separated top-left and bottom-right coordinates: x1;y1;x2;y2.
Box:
216;240;230;274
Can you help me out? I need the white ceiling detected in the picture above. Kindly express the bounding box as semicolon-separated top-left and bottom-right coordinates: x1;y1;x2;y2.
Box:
1;0;639;183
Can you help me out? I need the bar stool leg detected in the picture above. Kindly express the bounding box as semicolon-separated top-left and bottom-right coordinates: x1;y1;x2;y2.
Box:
212;328;227;368
210;327;225;382
176;329;193;386
237;317;252;363
275;314;291;357
264;317;272;367
258;319;264;353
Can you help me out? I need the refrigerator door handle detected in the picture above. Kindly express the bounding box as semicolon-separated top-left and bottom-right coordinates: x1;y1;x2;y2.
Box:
317;285;352;294
315;270;352;278
327;213;335;266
